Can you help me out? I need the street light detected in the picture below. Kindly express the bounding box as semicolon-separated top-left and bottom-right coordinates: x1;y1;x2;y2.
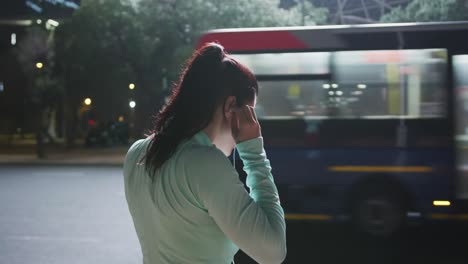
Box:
129;83;135;90
129;100;136;109
36;62;44;69
84;98;92;106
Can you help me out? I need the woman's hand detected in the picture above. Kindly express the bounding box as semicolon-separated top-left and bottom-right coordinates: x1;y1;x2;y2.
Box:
231;105;262;144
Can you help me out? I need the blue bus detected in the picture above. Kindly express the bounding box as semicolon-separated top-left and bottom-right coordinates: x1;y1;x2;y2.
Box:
198;22;468;235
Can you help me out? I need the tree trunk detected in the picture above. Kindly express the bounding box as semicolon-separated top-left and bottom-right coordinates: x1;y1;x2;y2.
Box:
35;108;47;159
65;102;78;148
35;129;46;159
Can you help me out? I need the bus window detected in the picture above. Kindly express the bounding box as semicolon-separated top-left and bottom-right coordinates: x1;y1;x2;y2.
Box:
232;52;331;119
253;80;329;118
234;52;330;75
233;49;447;120
333;49;447;118
454;55;468;199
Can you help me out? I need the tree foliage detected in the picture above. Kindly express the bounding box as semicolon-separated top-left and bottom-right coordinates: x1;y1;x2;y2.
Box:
136;0;327;80
53;0;328;141
16;27;60;108
54;0;145;145
381;0;468;22
16;26;61;157
55;0;138;116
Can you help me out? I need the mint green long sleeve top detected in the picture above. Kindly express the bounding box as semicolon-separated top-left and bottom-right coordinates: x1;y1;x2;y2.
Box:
123;131;286;264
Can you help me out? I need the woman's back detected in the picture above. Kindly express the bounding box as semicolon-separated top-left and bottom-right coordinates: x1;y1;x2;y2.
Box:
124;43;286;264
124;133;240;263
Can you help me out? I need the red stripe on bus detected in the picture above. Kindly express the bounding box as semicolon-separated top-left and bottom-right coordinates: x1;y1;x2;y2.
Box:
197;31;308;52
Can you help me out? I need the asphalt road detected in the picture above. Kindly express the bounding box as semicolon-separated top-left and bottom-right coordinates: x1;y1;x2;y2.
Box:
1;165;468;264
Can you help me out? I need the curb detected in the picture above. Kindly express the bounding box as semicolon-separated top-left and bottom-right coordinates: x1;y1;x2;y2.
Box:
0;160;124;166
0;156;124;166
0;162;124;166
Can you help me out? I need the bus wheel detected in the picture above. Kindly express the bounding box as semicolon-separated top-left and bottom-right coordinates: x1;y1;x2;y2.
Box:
352;187;406;237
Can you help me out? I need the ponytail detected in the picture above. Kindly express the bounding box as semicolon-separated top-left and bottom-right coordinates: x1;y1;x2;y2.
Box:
144;43;258;178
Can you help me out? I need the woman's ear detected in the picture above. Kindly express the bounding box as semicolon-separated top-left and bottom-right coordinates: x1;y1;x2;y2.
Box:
223;96;237;117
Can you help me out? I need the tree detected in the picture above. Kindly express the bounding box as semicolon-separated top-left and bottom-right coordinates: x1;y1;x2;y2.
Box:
54;0;329;144
134;0;328;132
16;26;61;158
381;0;468;22
279;0;329;25
136;0;329;87
55;0;145;146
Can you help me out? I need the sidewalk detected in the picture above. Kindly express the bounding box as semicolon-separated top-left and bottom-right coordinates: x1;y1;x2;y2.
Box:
0;139;128;165
0;147;127;166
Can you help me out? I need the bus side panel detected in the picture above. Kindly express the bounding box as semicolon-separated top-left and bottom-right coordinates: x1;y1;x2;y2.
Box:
268;148;452;218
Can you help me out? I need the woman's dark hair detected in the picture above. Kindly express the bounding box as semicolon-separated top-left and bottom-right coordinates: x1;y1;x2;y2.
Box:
144;43;258;177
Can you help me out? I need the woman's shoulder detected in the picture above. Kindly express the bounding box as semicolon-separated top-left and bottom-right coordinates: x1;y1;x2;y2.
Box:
179;143;234;177
125;136;152;162
181;142;225;162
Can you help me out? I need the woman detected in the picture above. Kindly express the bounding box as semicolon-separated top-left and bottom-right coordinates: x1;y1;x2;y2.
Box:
124;43;286;264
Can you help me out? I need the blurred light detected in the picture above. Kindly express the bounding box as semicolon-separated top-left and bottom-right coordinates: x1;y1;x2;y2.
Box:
11;33;16;45
407;212;422;218
129;100;136;108
26;0;42;12
36;19;42;24
332;84;339;89
357;84;367;89
88;119;96;126
129;83;135;90
328;91;334;96
287;84;301;97
36;62;43;69
0;82;4;92
352;91;363;95
118;116;125;122
184;24;191;33
322;84;330;89
336;91;343;96
433;200;451;206
2;20;32;26
84;98;92;106
47;19;59;27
